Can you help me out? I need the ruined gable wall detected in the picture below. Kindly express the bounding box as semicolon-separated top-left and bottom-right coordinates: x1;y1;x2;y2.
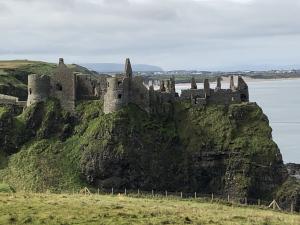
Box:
181;89;205;100
51;60;76;112
76;74;108;101
208;89;241;105
76;74;96;100
129;77;150;112
149;90;175;115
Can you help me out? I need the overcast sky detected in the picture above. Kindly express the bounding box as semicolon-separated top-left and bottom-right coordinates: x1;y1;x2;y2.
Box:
0;0;300;70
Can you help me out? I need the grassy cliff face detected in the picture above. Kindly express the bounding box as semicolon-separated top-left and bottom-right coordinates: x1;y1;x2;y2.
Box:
174;103;287;199
0;60;97;100
0;100;288;203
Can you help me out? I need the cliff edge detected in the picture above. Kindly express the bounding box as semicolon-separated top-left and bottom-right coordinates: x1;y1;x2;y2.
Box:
0;99;297;210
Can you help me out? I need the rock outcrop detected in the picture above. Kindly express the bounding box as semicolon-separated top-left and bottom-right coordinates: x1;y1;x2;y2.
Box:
0;100;293;209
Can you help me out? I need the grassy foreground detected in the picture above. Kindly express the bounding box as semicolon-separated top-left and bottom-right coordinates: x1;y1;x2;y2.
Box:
0;193;299;225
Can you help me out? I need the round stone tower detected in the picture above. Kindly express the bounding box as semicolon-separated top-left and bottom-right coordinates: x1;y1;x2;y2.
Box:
27;74;51;107
103;76;128;114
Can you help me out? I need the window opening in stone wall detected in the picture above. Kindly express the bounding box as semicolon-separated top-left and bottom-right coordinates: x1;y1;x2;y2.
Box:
118;94;122;99
118;81;122;87
241;94;247;102
56;83;63;91
29;88;32;95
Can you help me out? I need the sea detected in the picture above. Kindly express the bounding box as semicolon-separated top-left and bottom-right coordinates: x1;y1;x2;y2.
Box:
175;79;300;164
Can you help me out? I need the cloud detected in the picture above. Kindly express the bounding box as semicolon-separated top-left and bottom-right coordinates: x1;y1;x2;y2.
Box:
0;0;300;70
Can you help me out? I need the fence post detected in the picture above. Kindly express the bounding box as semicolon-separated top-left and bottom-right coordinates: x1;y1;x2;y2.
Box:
194;192;197;199
227;194;230;202
245;197;247;205
152;190;154;197
97;188;99;195
125;188;127;196
111;187;114;195
291;203;294;213
165;190;168;198
211;193;214;202
138;189;140;196
258;199;261;206
180;192;183;199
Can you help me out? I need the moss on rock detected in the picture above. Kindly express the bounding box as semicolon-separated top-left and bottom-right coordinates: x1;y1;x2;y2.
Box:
0;100;291;205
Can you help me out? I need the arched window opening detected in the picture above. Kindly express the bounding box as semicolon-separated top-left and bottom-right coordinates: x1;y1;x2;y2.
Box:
29;88;32;95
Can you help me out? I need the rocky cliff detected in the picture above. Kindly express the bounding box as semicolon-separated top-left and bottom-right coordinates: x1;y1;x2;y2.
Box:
0;99;296;211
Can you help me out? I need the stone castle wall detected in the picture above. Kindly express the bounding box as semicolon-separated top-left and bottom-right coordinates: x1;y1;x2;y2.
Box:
51;58;76;112
129;77;150;112
26;58;250;115
76;74;107;101
27;74;50;106
180;77;248;106
103;76;128;114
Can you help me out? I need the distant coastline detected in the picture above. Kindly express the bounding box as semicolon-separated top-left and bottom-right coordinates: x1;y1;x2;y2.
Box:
222;76;300;83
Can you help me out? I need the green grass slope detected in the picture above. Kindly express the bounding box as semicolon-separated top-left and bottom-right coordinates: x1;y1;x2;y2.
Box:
0;193;299;225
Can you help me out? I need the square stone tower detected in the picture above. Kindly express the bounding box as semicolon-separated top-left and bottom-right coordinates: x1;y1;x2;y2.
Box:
51;58;76;112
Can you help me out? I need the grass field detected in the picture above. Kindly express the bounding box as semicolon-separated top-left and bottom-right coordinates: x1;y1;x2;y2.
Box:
0;193;299;225
0;60;42;69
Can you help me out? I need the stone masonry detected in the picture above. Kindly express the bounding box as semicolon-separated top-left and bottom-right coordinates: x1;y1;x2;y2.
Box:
26;58;250;114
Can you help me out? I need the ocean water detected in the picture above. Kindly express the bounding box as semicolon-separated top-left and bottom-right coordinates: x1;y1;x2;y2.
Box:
176;79;300;163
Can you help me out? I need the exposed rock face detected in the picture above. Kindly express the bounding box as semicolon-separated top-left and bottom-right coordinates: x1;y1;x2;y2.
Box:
0;100;295;210
79;102;287;200
0;105;25;154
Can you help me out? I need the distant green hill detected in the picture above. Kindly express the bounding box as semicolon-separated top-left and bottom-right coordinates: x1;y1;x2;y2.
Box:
0;60;97;100
82;63;163;72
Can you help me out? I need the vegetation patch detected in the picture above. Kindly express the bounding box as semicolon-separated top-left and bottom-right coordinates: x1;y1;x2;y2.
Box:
0;193;299;225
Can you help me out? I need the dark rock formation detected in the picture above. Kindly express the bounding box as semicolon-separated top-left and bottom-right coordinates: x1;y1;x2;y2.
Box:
286;163;300;180
0;99;297;211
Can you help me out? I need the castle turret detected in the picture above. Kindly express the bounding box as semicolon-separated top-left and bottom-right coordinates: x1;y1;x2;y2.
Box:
125;58;133;78
103;76;127;114
204;79;210;97
191;77;197;89
27;74;51;107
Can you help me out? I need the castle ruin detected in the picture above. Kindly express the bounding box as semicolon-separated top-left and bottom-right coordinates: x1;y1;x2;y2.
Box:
26;58;249;113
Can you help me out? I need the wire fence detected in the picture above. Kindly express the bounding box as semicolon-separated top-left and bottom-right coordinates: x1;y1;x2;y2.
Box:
58;187;297;214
